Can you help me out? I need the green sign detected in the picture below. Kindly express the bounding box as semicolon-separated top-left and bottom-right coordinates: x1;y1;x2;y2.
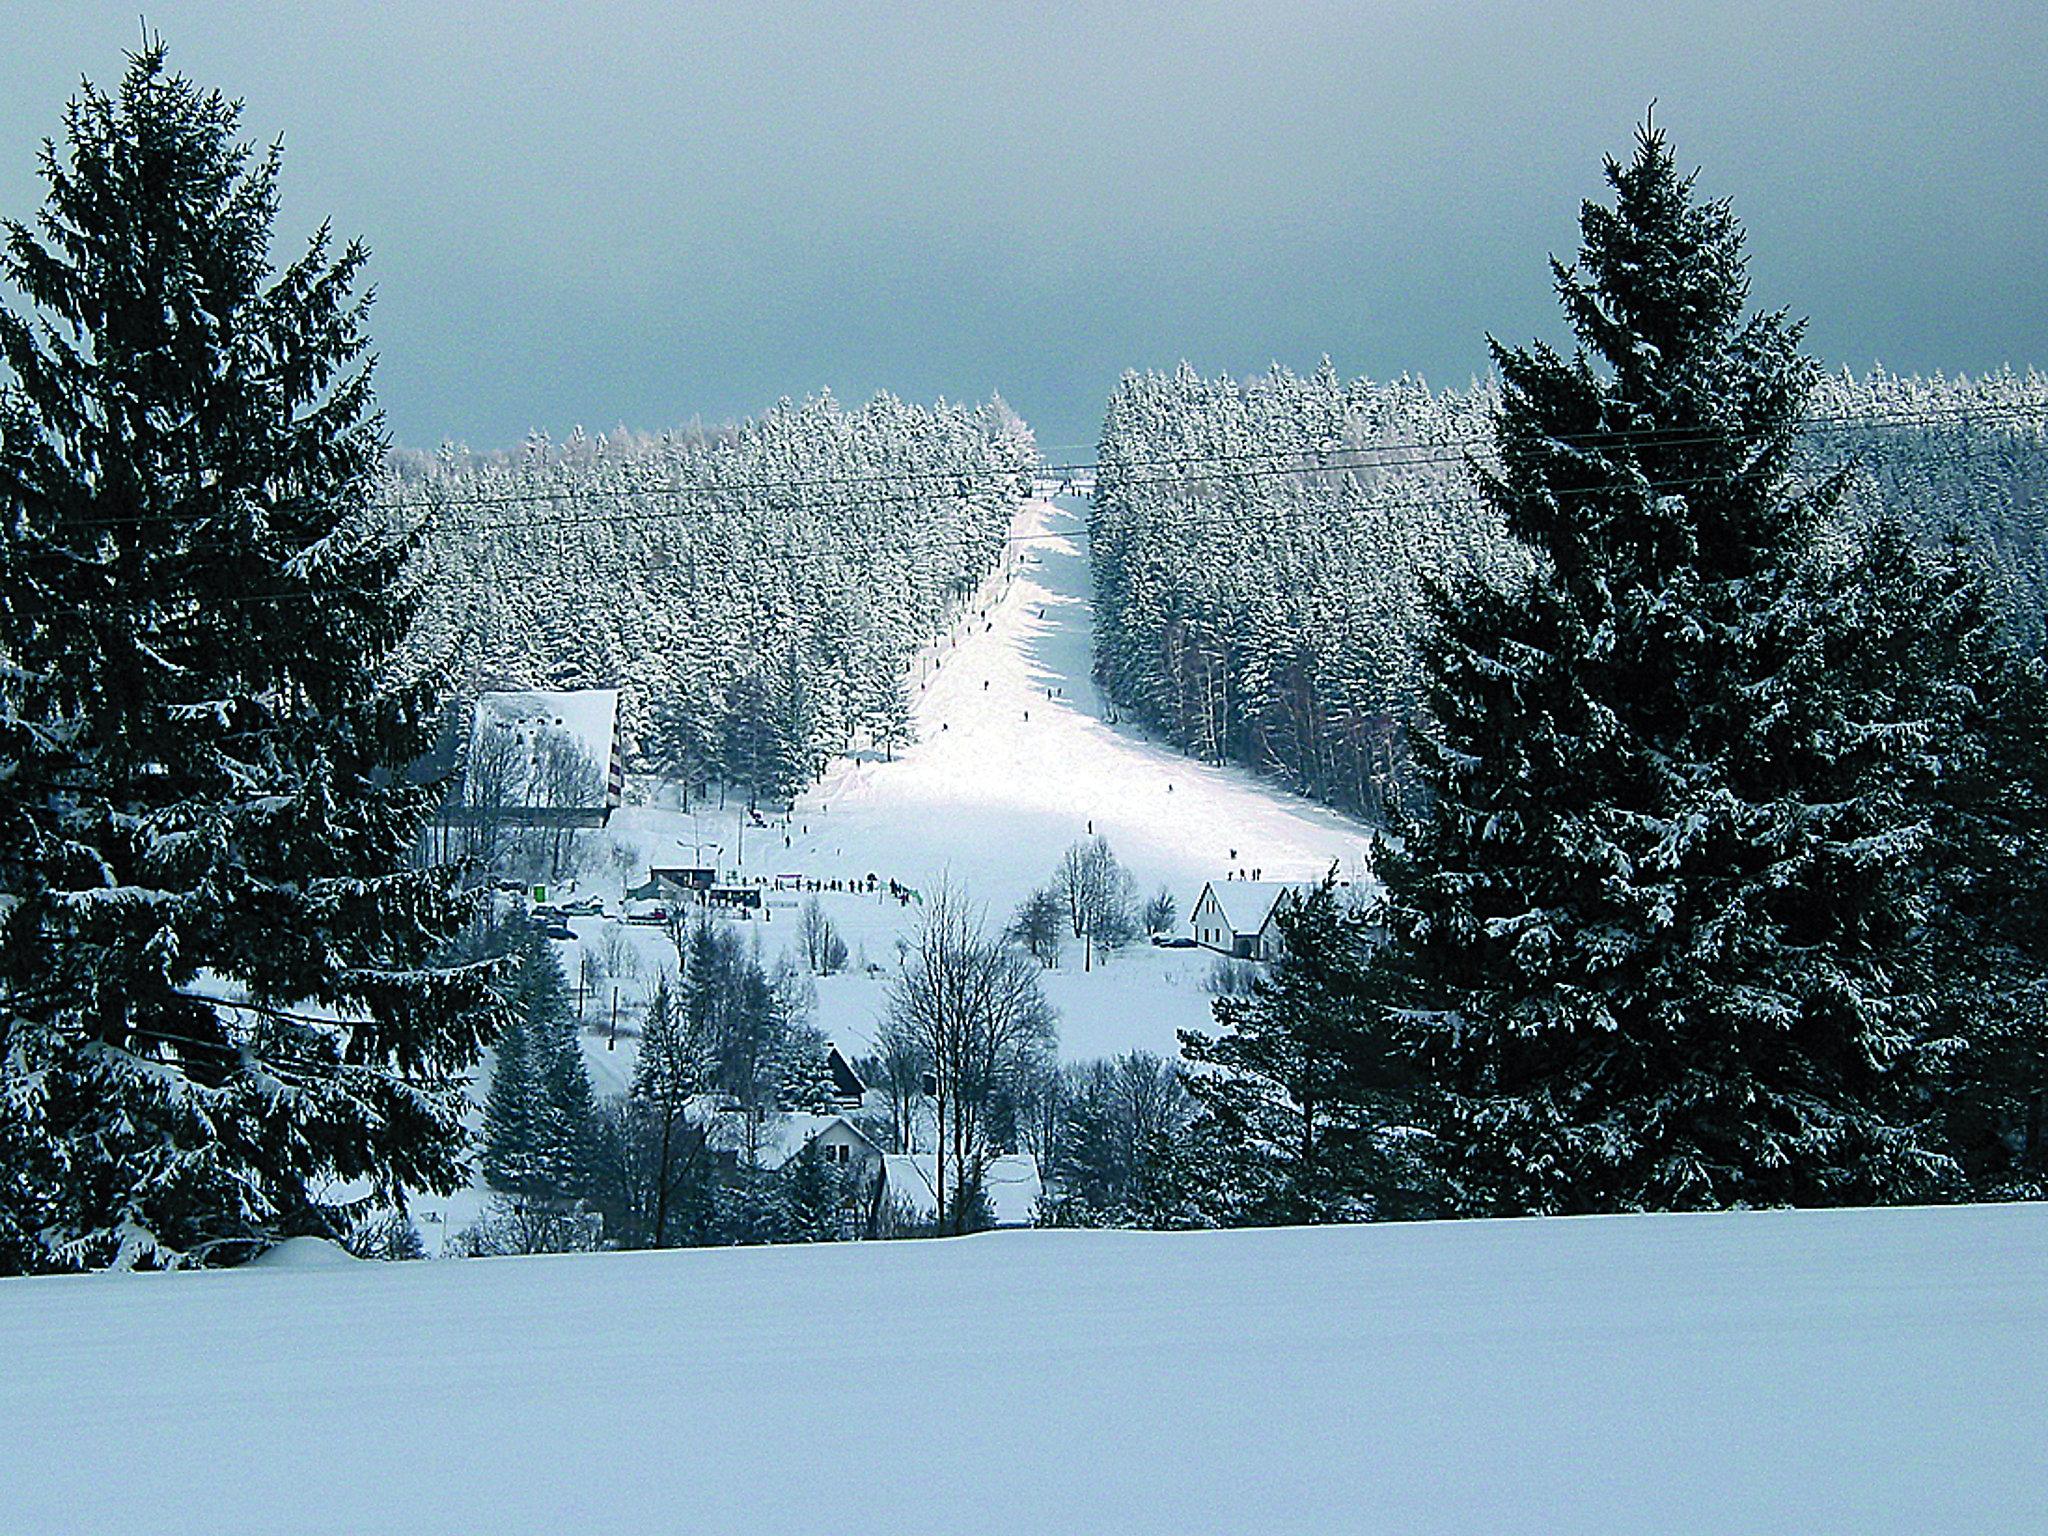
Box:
533;886;546;904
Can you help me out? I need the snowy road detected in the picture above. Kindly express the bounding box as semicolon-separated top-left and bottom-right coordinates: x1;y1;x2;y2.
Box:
5;1202;2042;1533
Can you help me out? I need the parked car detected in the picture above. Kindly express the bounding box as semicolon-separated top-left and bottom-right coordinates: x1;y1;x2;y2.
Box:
559;896;605;917
540;921;576;941
1150;934;1197;948
623;900;669;926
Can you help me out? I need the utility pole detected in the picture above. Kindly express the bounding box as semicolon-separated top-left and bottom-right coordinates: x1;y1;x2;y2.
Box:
609;986;619;1050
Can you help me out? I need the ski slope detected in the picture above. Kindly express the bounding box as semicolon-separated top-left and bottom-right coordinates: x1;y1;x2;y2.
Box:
597;496;1376;1061
5;1203;2042;1533
807;495;1371;904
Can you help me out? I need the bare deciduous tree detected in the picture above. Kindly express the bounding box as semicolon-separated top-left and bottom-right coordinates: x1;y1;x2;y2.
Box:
460;716;526;873
881;883;1056;1233
874;1029;929;1156
1009;886;1067;967
1052;836;1139;969
799;895;848;974
599;919;636;985
531;727;603;879
1142;886;1177;936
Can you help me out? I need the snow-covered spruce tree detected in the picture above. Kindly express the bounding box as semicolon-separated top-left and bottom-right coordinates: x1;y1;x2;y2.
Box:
775;1023;841;1115
482;924;596;1204
1088;358;2048;821
480;930;543;1196
0;43;499;1271
1892;535;2048;1196
777;1142;856;1242
397;389;1033;803
1042;1051;1195;1227
1385;124;1959;1215
626;971;717;1247
1179;880;1427;1224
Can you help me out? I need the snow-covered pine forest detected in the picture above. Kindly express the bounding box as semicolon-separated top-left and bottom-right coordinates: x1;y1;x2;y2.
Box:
394;393;1036;801
1091;362;2048;815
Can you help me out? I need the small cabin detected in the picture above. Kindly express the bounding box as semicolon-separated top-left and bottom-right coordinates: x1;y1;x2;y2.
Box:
1190;880;1313;961
627;866;715;902
706;885;763;913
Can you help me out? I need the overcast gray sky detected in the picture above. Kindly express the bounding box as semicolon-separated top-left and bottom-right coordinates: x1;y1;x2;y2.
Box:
3;2;2043;453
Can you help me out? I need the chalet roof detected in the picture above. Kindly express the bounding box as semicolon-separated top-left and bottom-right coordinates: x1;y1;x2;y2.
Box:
827;1046;865;1100
736;1111;883;1171
880;1154;935;1219
983;1154;1044;1226
1201;880;1312;936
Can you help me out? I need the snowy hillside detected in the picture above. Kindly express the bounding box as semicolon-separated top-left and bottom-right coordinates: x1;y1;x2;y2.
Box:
5;1203;2042;1533
584;495;1376;1062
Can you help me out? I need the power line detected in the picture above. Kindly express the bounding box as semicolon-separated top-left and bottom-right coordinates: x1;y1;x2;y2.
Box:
20;397;2047;535
391;398;2048;516
4;429;2038;633
1065;396;2048;476
0;407;2040;628
379;415;2048;538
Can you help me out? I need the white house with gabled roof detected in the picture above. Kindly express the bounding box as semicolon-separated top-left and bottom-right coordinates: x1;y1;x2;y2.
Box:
729;1111;885;1176
1189;879;1314;961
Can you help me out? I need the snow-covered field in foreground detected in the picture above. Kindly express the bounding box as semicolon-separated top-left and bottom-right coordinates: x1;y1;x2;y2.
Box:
5;1203;2043;1534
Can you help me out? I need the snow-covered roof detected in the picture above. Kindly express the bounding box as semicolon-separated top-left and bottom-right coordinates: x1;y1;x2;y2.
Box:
881;1152;1041;1228
732;1111;881;1171
881;1154;937;1220
1200;880;1312;936
983;1154;1043;1226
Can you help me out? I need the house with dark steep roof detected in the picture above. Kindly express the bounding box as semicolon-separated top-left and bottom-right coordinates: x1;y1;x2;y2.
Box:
826;1045;866;1112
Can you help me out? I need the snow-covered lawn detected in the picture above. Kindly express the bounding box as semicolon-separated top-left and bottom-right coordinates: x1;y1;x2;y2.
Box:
3;1202;2041;1532
578;495;1376;1063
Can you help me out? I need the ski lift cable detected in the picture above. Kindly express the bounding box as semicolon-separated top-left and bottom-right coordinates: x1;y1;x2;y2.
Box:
5;435;2033;622
27;399;2046;535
